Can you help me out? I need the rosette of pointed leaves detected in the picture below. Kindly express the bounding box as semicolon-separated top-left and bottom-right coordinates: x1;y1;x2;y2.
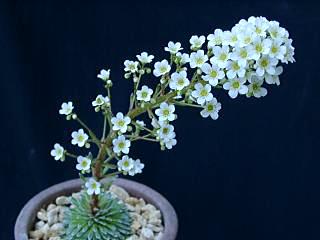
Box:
63;192;132;240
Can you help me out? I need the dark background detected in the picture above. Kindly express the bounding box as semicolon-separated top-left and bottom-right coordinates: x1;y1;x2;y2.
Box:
1;0;320;239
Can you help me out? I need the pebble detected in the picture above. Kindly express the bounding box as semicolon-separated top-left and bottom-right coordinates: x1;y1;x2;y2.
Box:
55;196;70;206
47;204;56;211
141;227;154;240
35;221;45;230
29;185;164;240
36;209;47;221
109;185;130;201
47;207;59;226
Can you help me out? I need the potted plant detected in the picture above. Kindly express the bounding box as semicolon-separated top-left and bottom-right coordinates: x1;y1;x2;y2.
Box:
15;16;295;240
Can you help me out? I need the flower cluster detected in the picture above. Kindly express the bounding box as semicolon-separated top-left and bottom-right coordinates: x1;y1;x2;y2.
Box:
51;16;294;197
117;155;144;176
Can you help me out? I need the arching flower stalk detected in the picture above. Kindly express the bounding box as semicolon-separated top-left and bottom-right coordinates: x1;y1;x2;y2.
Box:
51;16;295;239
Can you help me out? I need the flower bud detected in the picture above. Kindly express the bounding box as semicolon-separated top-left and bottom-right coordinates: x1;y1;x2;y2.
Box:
72;114;77;120
133;77;139;82
139;69;145;75
106;80;113;87
146;68;151;74
197;68;202;75
127;126;132;132
85;142;91;149
124;73;131;79
94;107;100;112
150;98;156;104
66;115;71;120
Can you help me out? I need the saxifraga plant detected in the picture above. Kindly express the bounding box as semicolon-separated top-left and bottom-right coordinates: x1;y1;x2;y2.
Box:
63;193;132;240
50;16;295;239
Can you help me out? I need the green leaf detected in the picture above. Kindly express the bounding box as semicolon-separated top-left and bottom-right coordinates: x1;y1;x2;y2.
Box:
62;192;132;240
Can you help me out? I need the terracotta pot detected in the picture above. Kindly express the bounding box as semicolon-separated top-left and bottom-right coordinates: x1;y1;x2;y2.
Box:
15;178;178;240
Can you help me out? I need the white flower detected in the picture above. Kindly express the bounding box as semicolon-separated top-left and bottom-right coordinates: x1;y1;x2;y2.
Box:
136;52;154;63
97;69;110;81
189;35;206;49
71;129;89;147
223;30;238;47
189;50;208;68
130;159;145;175
157;123;175;141
59;102;74;115
230;47;254;67
269;40;287;60
200;98;221;120
223;78;248;98
251;17;269;37
248;38;272;60
201;63;225;86
226;60;246;79
136;120;146;127
76;156;91;171
85;178;101;195
50;143;65;161
238;28;256;45
164;41;183;54
268;21;286;41
191;83;213;105
283;39;295;63
255;56;278;76
176;52;190;65
163;138;177;149
247;75;267;98
92;95;109;107
265;66;283;85
169;71;190;90
111;112;131;133
153;60;171;77
136;85;153;102
155;102;175;122
237;30;257;47
117;155;134;172
210;46;230;68
112;135;131;154
124;60;139;73
207;29;224;47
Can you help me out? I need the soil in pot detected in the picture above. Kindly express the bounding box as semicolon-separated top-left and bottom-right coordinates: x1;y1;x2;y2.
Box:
28;185;164;240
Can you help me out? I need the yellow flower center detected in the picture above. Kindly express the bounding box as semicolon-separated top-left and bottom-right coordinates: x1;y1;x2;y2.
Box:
232;81;240;89
160;66;167;73
271;46;278;53
240;50;248;58
77;135;84;142
141;91;148;98
207;104;215;111
200;89;208;97
178;78;185;86
232;62;240;71
118;120;125;127
210;70;217;78
261;59;269;68
219;53;227;61
255;44;263;52
196;58;203;65
118;142;125;149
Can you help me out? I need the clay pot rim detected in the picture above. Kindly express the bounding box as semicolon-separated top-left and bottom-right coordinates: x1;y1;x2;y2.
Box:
14;178;178;240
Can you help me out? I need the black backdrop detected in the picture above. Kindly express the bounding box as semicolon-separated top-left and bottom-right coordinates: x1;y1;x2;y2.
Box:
1;0;320;239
